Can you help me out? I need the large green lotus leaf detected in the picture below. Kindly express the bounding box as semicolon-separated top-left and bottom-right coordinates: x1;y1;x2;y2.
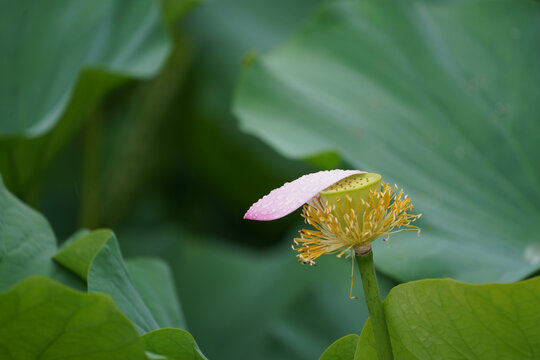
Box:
0;174;85;291
319;334;359;360
0;0;191;197
54;229;159;333
57;232;187;330
0;0;171;137
234;0;540;283
142;328;207;360
0;70;127;196
126;257;187;329
117;226;396;360
0;276;147;359
0;175;56;291
355;277;540;359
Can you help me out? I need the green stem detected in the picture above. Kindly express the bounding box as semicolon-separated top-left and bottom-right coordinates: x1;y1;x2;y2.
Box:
356;249;393;360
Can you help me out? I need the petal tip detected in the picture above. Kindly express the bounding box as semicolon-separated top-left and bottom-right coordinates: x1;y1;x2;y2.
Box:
243;169;366;221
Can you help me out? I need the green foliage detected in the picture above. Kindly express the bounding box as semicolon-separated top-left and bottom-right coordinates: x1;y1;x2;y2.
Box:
161;0;200;28
0;276;206;360
0;0;183;197
234;0;540;283
355;277;540;359
0;174;84;292
0;175;56;291
117;226;396;360
0;175;205;358
126;258;187;329
143;328;207;360
1;0;539;359
0;71;126;197
55;230;160;333
0;276;147;359
0;0;170;137
319;277;540;359
319;334;359;360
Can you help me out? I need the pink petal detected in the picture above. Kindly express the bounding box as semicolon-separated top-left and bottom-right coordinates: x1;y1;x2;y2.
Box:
244;169;365;221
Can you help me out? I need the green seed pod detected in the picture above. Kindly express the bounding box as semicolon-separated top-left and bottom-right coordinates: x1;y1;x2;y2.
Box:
319;173;381;230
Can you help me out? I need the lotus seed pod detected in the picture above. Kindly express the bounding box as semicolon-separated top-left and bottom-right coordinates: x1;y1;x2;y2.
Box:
319;173;382;229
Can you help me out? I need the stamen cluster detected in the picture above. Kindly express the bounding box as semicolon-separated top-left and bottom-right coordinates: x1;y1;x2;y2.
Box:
293;182;421;265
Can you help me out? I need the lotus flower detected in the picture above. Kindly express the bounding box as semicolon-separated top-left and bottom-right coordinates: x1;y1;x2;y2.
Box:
245;170;421;265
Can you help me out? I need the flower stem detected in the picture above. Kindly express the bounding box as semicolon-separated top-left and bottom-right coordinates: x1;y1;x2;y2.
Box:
356;249;393;360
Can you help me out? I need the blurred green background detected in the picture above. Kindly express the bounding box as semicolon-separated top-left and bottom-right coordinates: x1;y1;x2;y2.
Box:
1;0;539;359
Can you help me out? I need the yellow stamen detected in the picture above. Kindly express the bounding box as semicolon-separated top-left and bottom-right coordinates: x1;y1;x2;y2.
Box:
292;182;421;266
